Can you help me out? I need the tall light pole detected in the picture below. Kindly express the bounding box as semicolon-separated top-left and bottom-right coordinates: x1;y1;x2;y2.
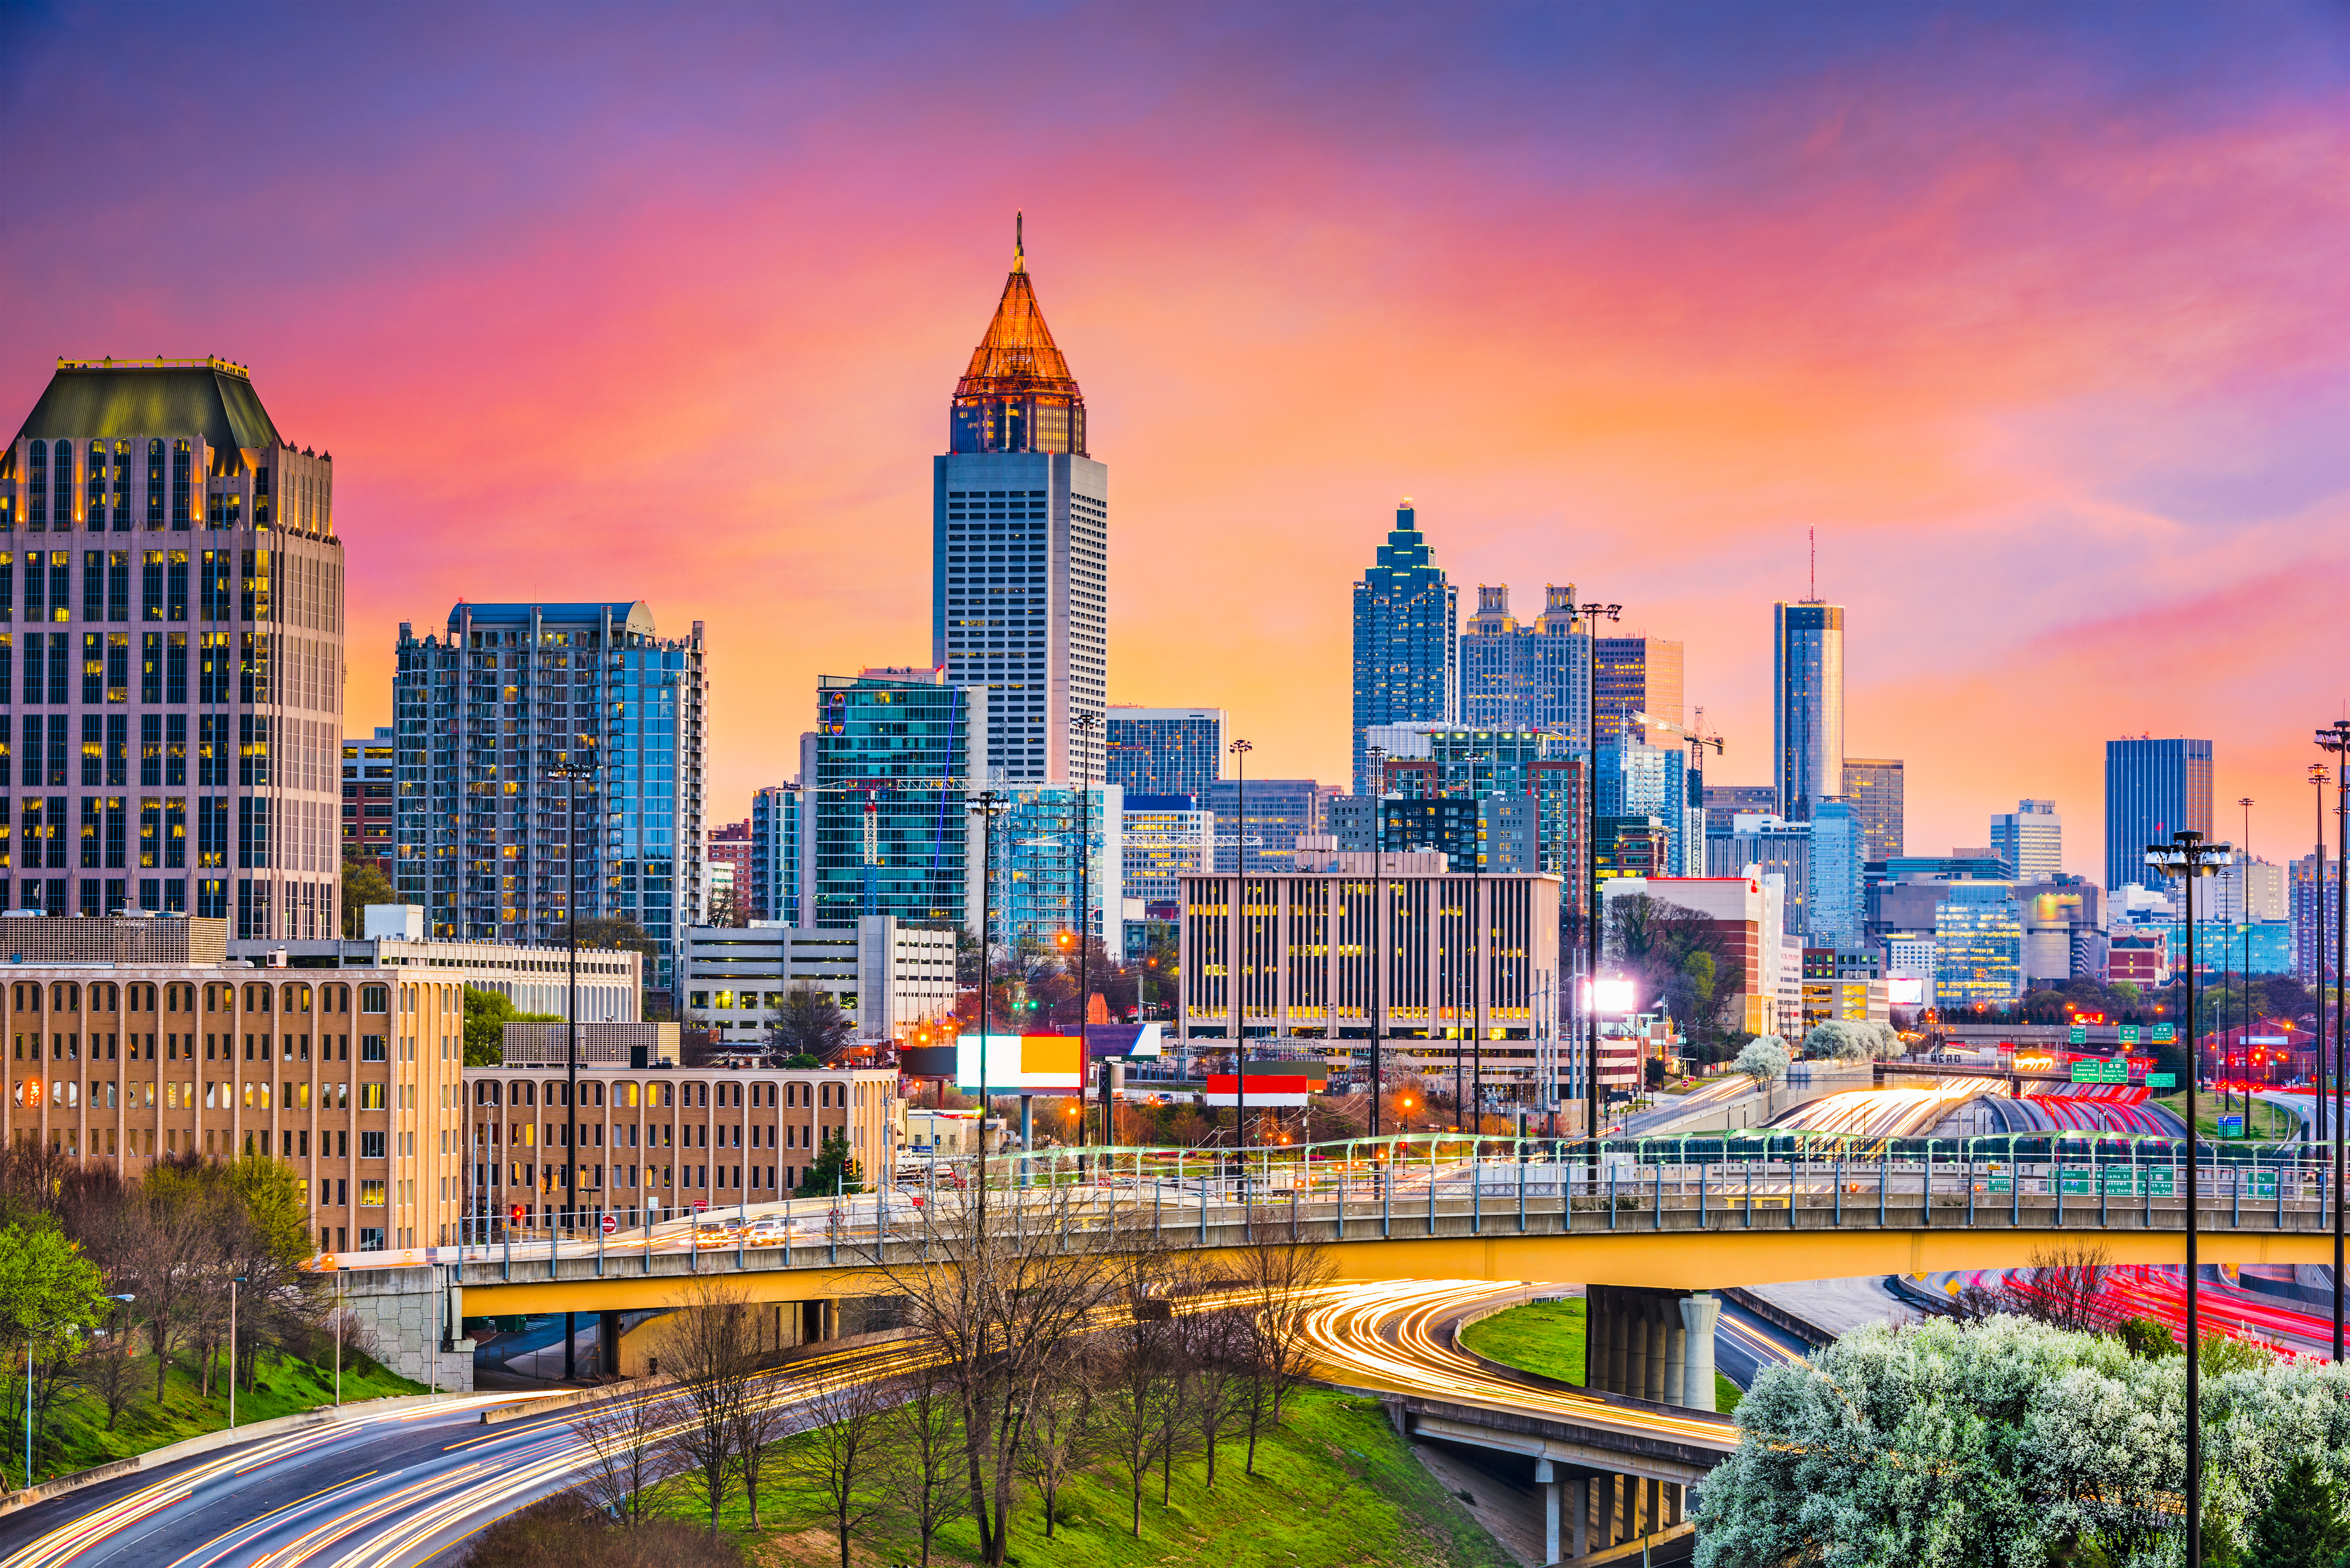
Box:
1366;743;1387;1140
2144;827;2232;1568
1228;737;1252;1154
2320;723;2350;1361
2314;762;2331;1163
2238;797;2253;1116
968;791;1008;1235
1073;711;1099;1153
550;755;597;1243
1578;598;1622;1167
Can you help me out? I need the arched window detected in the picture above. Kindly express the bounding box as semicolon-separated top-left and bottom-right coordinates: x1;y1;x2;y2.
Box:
49;983;78;1011
90;983;117;1013
12;982;39;1012
145;439;165;529
242;983;273;1013
86;443;106;533
110;441;129;532
27;441;46;529
170;441;191;530
52;442;72;532
283;983;312;1014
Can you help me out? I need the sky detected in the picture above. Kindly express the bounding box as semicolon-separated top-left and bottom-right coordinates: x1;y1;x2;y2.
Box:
1;2;2344;883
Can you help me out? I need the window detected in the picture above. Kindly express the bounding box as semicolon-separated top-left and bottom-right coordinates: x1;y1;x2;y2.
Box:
146;440;164;529
27;442;45;530
107;553;128;621
142;553;164;621
240;549;269;622
239;632;269;704
166;553;187;621
358;1180;386;1207
360;1034;387;1061
360;985;388;1013
171;441;191;529
106;635;127;704
198;714;226;788
166;633;186;704
360;1129;386;1158
358;1083;386;1110
81;633;101;705
199;552;230;622
140;714;160;787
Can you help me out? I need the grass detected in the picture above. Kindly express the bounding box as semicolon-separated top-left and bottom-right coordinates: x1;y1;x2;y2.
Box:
8;1351;424;1489
2151;1092;2298;1140
645;1388;1515;1568
1458;1297;1742;1419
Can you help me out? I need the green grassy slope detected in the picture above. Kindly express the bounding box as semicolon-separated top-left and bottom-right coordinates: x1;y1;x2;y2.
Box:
1458;1296;1742;1418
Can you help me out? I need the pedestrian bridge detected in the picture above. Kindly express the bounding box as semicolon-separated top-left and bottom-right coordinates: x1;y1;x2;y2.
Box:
429;1131;2337;1316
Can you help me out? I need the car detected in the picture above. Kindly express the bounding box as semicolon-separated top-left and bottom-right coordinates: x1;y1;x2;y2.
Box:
693;1218;728;1244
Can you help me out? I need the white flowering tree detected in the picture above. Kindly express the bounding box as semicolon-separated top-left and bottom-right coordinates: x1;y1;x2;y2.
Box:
1802;1019;1904;1062
1695;1315;2350;1568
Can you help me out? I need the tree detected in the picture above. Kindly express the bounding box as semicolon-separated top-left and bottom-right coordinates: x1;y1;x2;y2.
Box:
0;1219;107;1475
1802;1019;1901;1062
1231;1214;1334;1474
2247;1453;2350;1568
1731;1036;1790;1097
1016;1364;1093;1537
654;1281;758;1535
465;986;560;1068
78;1297;145;1431
774;985;857;1063
573;1380;672;1526
883;1355;967;1568
576;915;658;959
803;1133;862;1197
781;1367;898;1568
340;861;396;938
456;1493;745;1568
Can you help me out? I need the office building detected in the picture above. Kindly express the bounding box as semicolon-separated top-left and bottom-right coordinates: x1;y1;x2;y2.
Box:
1705;813;1811;935
706;820;752;925
983;784;1122;951
1121;793;1212;909
245;921;640;1022
1800;946;1889;1028
748;784;803;926
1601;874;1788;1037
1808;798;1865;949
1989;799;2061;882
1350;500;1458;795
1368;725;1585;883
342;727;396;881
1842;758;1904;860
1104;708;1224;798
2291;853;2340;988
1932;883;2025;1008
931;225;1106;785
1772;602;1844;821
1595;817;1672;882
393;601;706;991
2105;737;2213;893
2212;856;2286;923
810;668;981;934
1458;585;1590;746
1594;740;1704;876
2;357;345;934
1593;635;1684;748
1207;777;1331;875
1702;784;1777;833
680;916;956;1045
1177;861;1562;1111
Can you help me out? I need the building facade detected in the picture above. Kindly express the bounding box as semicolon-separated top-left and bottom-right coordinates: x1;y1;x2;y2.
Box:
931;227;1106;785
1121;793;1212;910
1933;883;2025;1009
1457;585;1590;746
680;917;955;1046
1772;602;1844;822
1701;784;1778;834
748;784;803;926
1592;635;1684;749
706;820;752;925
981;784;1122;951
1;358;345;936
1842;758;1904;861
2105;737;2213;894
1206;777;1331;876
1104;708;1224;798
1705;813;1812;936
1350;502;1458;796
392;602;706;991
1989;799;2062;881
1808;798;1865;949
2290;853;2340;988
343;727;396;883
811;668;981;933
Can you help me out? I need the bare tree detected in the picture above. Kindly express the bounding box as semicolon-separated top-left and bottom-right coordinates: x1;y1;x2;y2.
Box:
654;1280;758;1534
780;1366;898;1568
884;1355;968;1568
77;1303;144;1431
571;1382;672;1525
2011;1244;2114;1332
1232;1214;1334;1473
726;1348;795;1528
1181;1299;1251;1490
1092;1242;1187;1535
1015;1360;1093;1538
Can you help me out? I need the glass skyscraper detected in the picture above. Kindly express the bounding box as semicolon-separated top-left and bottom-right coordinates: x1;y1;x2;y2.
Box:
1;357;344;936
1350;501;1457;796
1772;601;1844;822
810;669;980;933
1842;757;1904;860
982;784;1121;950
931;223;1106;786
749;783;801;925
2105;737;2213;893
1933;882;2024;1008
1593;635;1684;748
393;601;705;988
1458;585;1589;746
1808;797;1865;948
1104;707;1224;797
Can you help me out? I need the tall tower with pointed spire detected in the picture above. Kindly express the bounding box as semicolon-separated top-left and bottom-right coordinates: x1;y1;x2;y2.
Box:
1350;500;1459;795
933;216;1107;785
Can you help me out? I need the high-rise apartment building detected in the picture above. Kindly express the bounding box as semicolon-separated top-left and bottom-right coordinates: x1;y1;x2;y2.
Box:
748;784;803;926
1350;501;1457;795
2104;737;2213;893
931;225;1106;785
1207;778;1330;875
2291;853;2340;988
392;601;707;989
1593;636;1684;748
1842;758;1904;860
1808;798;1865;948
1702;784;1778;833
1772;602;1844;821
706;820;752;925
1121;793;1212;912
1;358;345;935
342;726;396;882
1458;585;1589;746
2211;857;2285;923
1989;799;2062;882
1104;707;1224;798
1706;813;1811;935
811;669;980;933
984;784;1123;951
1593;740;1703;876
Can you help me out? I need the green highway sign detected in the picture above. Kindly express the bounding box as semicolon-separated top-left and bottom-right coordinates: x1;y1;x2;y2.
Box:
2118;1025;2142;1046
2068;1024;2088;1045
2151;1023;2176;1043
2070;1060;2128;1084
2145;1072;2176;1088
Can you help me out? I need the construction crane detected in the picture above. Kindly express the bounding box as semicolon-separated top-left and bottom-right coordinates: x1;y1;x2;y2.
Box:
1633;708;1724;760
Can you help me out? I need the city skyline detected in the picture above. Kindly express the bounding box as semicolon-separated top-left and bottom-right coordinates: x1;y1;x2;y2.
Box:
1;6;2342;884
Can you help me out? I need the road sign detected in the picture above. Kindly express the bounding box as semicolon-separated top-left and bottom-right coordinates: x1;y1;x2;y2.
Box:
2218;1115;2244;1138
2068;1024;2088;1045
2150;1023;2176;1043
601;1213;618;1236
693;1199;707;1212
2118;1025;2142;1046
2070;1060;2127;1084
2145;1072;2176;1088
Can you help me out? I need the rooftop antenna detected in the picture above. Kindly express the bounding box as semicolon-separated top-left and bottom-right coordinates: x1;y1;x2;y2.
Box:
1809;527;1816;601
1014;210;1025;273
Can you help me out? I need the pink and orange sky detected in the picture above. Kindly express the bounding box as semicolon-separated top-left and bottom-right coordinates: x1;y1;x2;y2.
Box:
2;3;2345;881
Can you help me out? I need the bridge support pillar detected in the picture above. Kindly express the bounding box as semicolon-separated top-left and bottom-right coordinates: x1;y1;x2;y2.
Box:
1678;1293;1720;1411
1535;1459;1558;1564
1569;1474;1588;1560
1643;1301;1668;1403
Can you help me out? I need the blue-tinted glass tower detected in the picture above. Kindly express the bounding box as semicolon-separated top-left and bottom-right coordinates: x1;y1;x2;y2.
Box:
1351;502;1457;795
2106;737;2213;892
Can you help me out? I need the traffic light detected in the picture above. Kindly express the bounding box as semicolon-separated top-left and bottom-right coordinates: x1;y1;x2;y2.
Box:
508;1203;524;1226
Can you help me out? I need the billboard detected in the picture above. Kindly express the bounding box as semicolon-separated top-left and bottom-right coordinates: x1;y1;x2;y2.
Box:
954;1033;1084;1094
1886;976;1926;1006
1579;978;1638;1012
1202;1058;1328;1108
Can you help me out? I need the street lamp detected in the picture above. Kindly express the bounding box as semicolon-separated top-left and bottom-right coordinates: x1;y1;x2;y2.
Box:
2143;827;2231;1568
550;753;598;1245
1228;737;1253;1156
1074;710;1101;1156
1578;598;1623;1170
1366;742;1388;1141
2318;721;2350;1361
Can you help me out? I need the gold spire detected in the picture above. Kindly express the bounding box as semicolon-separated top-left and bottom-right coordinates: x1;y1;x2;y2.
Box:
1014;209;1025;274
955;235;1078;400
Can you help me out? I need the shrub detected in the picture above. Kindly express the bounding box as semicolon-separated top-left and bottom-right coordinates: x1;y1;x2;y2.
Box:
460;1495;743;1568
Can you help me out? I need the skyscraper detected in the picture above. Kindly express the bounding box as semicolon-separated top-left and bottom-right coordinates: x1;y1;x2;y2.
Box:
1841;758;1904;860
812;668;982;932
1772;602;1844;821
1592;635;1684;748
1990;798;2062;881
932;221;1106;785
1458;585;1589;745
342;726;396;881
393;601;707;986
2104;737;2213;893
748;784;802;926
1104;707;1224;797
1207;778;1330;875
2;357;344;934
1808;798;1865;948
1351;500;1457;795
